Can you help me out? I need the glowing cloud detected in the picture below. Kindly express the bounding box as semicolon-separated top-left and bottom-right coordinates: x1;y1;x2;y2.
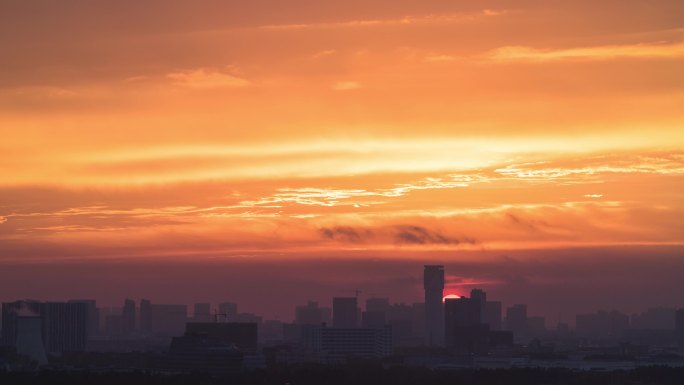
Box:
167;68;251;89
488;42;684;62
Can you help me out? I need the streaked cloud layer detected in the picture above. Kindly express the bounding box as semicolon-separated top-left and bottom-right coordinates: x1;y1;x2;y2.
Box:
0;0;683;310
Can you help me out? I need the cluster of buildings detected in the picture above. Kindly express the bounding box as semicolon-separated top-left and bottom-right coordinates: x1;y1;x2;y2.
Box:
2;265;684;372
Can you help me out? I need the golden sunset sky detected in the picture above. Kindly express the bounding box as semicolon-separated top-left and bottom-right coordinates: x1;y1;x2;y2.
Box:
1;1;683;315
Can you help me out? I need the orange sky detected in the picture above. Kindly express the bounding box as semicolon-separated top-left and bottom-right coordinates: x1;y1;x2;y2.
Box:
1;1;683;314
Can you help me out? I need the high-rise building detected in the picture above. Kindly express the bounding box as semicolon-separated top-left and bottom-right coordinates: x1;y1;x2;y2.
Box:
218;302;238;321
361;311;386;328
470;289;487;320
2;301;87;353
295;301;323;325
185;322;258;353
576;310;629;339
484;301;502;330
140;299;152;333
411;302;426;339
320;306;332;325
630;307;676;330
105;314;123;337
676;309;684;346
122;299;136;336
150;304;188;335
332;297;358;328
68;300;99;337
527;316;546;336
366;298;390;313
424;265;445;346
387;303;414;347
506;304;528;341
194;303;212;322
444;296;488;353
42;302;88;353
362;298;390;330
302;325;392;361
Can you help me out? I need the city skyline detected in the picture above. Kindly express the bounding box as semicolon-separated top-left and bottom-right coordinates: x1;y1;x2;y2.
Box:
2;264;684;377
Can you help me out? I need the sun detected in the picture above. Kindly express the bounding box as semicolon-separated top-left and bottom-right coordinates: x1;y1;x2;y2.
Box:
443;294;461;302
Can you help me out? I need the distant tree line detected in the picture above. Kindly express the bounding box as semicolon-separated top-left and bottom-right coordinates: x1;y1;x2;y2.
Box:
2;365;684;385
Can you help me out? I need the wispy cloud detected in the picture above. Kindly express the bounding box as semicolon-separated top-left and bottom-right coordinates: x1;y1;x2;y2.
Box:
425;54;458;62
495;153;684;180
167;68;251;89
258;11;506;31
488;42;684;62
312;49;336;59
332;81;362;91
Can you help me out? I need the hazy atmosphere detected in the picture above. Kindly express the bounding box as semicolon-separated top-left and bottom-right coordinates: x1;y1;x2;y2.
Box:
1;0;683;320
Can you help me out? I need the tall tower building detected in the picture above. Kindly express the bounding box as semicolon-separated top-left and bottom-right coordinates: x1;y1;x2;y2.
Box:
470;289;487;320
484;301;503;330
424;265;445;346
122;299;136;336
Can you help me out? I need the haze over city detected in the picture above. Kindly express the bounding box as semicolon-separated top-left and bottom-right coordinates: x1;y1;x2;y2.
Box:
1;0;684;335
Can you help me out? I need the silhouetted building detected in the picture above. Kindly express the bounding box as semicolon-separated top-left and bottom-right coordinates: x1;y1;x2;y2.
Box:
193;303;211;322
444;297;489;353
411;302;426;340
283;322;302;342
295;301;324;325
576;310;628;339
163;333;243;374
234;312;262;323
388;303;415;347
631;307;676;330
484;301;502;330
150;304;187;335
489;330;514;348
527;316;546;336
2;301;87;353
140;299;152;333
218;302;238;321
68;299;99;337
185;322;258;353
676;309;684;346
42;302;88;353
366;298;390;313
122;299;136;336
424;265;445;346
302;325;392;361
362;311;386;328
471;289;487;319
506;304;528;341
260;319;283;342
105;314;122;337
332;297;358;328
